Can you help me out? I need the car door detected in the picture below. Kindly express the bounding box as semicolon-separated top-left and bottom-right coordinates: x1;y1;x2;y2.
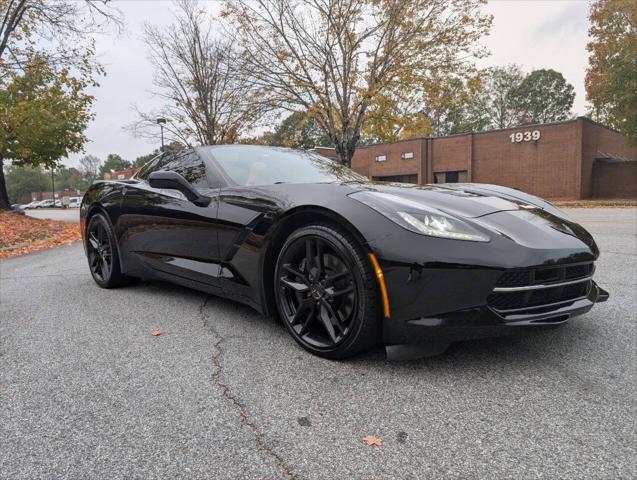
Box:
214;184;288;311
117;150;224;289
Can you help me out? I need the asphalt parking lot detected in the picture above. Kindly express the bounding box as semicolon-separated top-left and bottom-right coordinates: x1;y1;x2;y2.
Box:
1;208;635;479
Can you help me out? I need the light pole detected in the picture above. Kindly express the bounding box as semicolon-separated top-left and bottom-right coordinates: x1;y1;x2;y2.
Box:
156;118;167;152
51;166;55;205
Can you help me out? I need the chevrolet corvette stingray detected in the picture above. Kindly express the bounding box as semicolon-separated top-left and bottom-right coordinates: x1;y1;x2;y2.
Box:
80;145;608;359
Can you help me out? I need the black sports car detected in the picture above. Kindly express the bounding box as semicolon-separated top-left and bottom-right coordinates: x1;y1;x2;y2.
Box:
80;145;609;359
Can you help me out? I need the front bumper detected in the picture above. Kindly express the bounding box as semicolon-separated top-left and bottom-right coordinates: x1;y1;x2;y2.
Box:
382;280;609;346
361;206;609;353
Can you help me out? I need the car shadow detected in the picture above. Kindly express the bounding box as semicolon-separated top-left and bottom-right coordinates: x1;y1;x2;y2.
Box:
128;279;604;375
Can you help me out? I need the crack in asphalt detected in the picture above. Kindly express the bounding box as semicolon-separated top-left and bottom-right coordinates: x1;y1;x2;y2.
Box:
199;296;298;480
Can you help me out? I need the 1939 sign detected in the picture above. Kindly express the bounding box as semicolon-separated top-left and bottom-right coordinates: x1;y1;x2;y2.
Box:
510;130;541;143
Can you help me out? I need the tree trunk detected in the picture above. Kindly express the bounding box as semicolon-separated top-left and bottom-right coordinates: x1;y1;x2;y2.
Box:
0;157;12;210
333;140;358;168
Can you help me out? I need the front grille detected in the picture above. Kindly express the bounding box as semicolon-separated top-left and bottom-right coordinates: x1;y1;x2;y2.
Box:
565;263;593;279
488;281;591;311
495;262;594;288
489;262;594;313
496;270;531;287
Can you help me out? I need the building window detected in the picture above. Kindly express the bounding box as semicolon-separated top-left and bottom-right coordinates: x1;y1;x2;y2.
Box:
372;174;418;184
434;171;468;183
375;154;387;162
401;152;414;160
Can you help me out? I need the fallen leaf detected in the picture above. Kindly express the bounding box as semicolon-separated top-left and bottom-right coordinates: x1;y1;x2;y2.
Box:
150;328;162;336
0;211;81;259
362;435;382;446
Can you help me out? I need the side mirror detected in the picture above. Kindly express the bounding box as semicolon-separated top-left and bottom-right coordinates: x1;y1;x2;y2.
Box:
148;171;211;207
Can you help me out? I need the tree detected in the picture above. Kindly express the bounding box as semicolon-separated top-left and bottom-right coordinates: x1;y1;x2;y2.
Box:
131;0;265;147
0;59;95;209
362;91;432;143
0;0;120;210
134;150;161;168
1;1;119;98
99;154;131;177
483;65;524;129
223;0;491;166
132;143;182;168
272;112;331;149
1;1;121;78
586;0;637;142
254;112;331;149
79;154;101;185
54;166;83;192
4;164;49;204
417;73;486;137
469;64;525;130
436;65;575;133
514;69;575;124
361;71;487;141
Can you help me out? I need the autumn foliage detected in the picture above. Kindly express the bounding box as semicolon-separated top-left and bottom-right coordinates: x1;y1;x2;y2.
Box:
223;0;492;166
586;0;637;142
0;211;81;259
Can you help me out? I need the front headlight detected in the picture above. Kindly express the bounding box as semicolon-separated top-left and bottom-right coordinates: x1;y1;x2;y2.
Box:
350;191;490;242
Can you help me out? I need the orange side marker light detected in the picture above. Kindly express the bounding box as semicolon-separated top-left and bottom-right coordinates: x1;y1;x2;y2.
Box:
368;253;390;318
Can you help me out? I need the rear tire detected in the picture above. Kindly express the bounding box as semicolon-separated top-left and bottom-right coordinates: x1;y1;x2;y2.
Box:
274;224;381;359
85;213;135;288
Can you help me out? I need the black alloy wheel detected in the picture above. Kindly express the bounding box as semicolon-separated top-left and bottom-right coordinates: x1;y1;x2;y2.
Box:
85;213;131;288
275;224;380;359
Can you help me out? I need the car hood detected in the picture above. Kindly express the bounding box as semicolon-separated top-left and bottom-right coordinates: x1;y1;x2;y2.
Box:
344;181;597;254
350;181;545;219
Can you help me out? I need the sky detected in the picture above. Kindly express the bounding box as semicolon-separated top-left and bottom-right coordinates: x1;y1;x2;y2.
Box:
63;0;592;167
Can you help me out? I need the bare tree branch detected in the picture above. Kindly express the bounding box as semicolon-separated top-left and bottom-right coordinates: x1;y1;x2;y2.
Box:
0;0;123;69
129;0;267;146
223;0;491;165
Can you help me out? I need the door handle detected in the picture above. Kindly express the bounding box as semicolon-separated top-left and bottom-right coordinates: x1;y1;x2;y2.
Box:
122;186;128;196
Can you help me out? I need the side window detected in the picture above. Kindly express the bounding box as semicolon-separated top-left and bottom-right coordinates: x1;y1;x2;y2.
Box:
158;151;209;190
135;155;162;181
137;150;213;190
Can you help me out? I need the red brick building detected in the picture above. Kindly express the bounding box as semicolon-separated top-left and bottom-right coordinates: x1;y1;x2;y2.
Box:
30;190;84;202
103;167;139;180
315;117;637;200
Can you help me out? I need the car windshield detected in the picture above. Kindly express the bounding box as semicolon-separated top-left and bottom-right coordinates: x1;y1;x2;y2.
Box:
203;145;366;186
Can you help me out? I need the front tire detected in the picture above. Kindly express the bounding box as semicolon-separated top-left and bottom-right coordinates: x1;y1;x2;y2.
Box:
85;213;133;288
274;224;381;359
